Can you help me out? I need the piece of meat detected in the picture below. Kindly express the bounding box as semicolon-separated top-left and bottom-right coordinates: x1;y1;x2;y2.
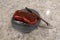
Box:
13;10;39;25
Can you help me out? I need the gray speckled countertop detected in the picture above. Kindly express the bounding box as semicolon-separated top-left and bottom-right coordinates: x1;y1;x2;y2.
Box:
0;0;60;40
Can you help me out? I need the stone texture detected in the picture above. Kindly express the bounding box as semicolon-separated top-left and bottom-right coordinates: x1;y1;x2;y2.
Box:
0;0;60;40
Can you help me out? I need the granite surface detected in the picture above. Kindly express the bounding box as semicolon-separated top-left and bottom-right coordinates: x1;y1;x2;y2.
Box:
0;0;60;40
